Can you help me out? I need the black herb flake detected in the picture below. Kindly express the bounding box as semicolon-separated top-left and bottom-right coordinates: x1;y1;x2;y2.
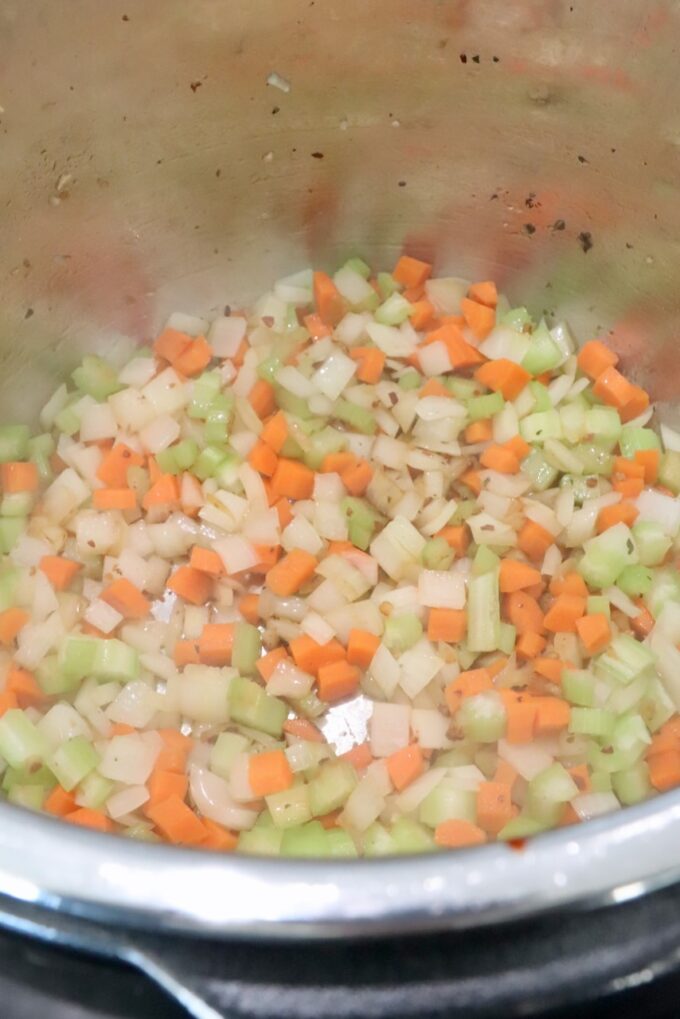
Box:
578;231;593;253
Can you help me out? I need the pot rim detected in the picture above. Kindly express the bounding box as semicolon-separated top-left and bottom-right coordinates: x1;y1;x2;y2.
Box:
0;791;679;938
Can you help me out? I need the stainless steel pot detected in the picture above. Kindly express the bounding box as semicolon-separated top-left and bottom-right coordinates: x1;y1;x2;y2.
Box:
2;0;680;943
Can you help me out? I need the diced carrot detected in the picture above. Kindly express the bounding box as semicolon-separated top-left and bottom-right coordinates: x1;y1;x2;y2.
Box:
145;770;188;810
251;544;281;574
313;271;346;326
504;591;545;635
543;594;587;633
576;339;619;380
420;378;450;398
475;359;531;400
0;690;18;717
459;469;482;496
502;435;531;460
142;473;180;510
468;281;498;308
486;656;509;678
65;808;114;833
620;385;650;423
493;760;518;787
392;255;432;289
173;336;213;377
464;420;493;443
270;458;315;500
173;639;201;667
549;572;588;597
101;578;150;620
274;497;293;529
44;785;77;817
317;809;341;830
476;780;514;835
533;657;568;684
559;803;582;828
631;603;655;638
596;501;638;533
249;749;294;797
634;448;660;484
0;461;38;493
346;629;381;668
188;547;224;578
409;299;437;331
517;519;553;561
154;327;191;363
533;697;571;734
568;764;591;795
238;593;261;625
6;665;45;708
515;631;546;660
198;623;235;666
167;565;213;605
445;668;492;713
342;459;373;496
613;456;645;480
247;379;276;420
575;613;611;655
592;366;636;411
283;718;325;743
480;445;520;474
436;525;470;556
260;411;289;454
96;443;145;488
386;744;425;791
321;452;356;475
156;729;193;773
92;487;137;511
289;635;346;676
350;347;385;384
266;548;317;597
303;313;332;340
402;283;425;302
248;440;279;478
648;749;680;792
434;818;487;848
461;297;495;341
109;722;136;737
612;477;644;499
201;818;239;852
0;608;29;645
505;698;537;743
146;795;208;845
427;607;467;643
423;323;485;368
257;646;290;682
341;742;374;770
147;457;162;484
39;555;82;591
499;559;542;594
317;660;360;702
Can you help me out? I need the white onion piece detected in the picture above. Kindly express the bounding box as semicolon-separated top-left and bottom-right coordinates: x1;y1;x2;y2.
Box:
190;765;258;830
99;733;160;785
369;702;410;757
572;792;621;820
106;680;158;727
107;785;150;820
266;660;315;698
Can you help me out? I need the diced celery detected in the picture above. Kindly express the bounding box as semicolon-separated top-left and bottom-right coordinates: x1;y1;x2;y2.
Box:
3;764;56;793
266;784;312;829
612;761;652;806
472;545;500;576
659;451;680;494
619;427;660;459
640;678;675;733
0;425;30;463
569;707;615;738
588;771;611;793
587;743;641;774
229;676;287;737
92;639;139;683
448;499;477;524
421;537;454;571
375;293;412;326
528;381;552;412
232;623;262;676
343;256;371;279
419;779;476;828
274;387;315;420
75;770;115;809
587;595;610;618
384;613;423;654
204;393;234;444
467;392;504;421
467;568;500;652
237;827;283;856
502;307;532;330
123;824;161;843
214;450;242;488
574;443;614;474
390;817;436;854
497;815;547;840
560;402;587;444
257;356;282;383
632;521;672;567
520;410;562;444
0;517;25;553
308;761;357;816
378;271;402;299
280;820;329;857
341;497;377;551
398;370;422;391
578;523;638;589
497;622;516;655
560;474;605;504
8;785;45;811
530;762;579;805
59;636;98;683
647;568;680;619
54;405;81;436
71;355;121;401
0;568;17;612
1;493;34;517
611;712;650;753
154;448;180;475
295;690;326;720
0;710;48;768
188;371;222;419
521;449;559;491
48;736;100;791
585;407;622;443
521;322;562;375
210;732;249;779
457;692;506;742
193;445;230;481
362;822;397;856
447;377;480;400
174;438;199;471
327;828;359;857
303;426;346;470
617;565;653;598
562;668;595;709
334;399;377;435
37;654;79;696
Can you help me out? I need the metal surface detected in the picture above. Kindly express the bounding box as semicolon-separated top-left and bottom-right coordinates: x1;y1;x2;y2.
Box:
2;0;680;936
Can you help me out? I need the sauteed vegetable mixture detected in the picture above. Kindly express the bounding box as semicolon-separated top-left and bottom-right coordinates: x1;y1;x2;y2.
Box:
0;255;679;856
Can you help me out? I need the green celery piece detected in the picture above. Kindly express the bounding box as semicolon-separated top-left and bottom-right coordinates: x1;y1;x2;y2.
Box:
341;497;377;551
0;517;25;554
467;568;501;652
527;381;553;412
612;761;652;806
590;771;613;793
326;828;358;857
374;293;412;326
419;779;476;828
8;785;45;811
587;595;610;618
334;398;376;435
28;433;55;459
229;676;287;737
123;825;161;844
155;447;180;475
467;392;504;421
569;707;615;738
421;537;454;570
71;355;121;400
363;822;398;856
193;445;229;481
75;771;115;809
92;639;139;682
559;473;606;504
632;521;672;567
204;393;234;444
584;406;622;442
646;568;680;619
619;427;660;459
617;564;653;598
174;438;198;471
36;654;80;696
0;425;30;463
237;827;283;856
390;817;436;854
188;370;222;419
302;426;346;471
48;736;100;791
472;545;500;576
578;523;637;589
659;451;680;494
0;710;49;768
447;377;480;400
497;816;547;840
502;307;532;330
528;762;578;804
398;370;422;391
383;613;423;654
448;499;477;524
307;761;357;816
274;387;315;420
3;764;56;793
214;450;242;488
497;621;516;655
521;449;559;491
521;322;562;375
377;271;402;299
0;568;17;612
280;820;330;857
520;409;562;443
562;669;596;707
560;401;588;444
231;623;262;676
343;256;371;279
210;732;249;779
54;405;81;437
265;785;312;829
257;356;283;383
458;692;506;741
